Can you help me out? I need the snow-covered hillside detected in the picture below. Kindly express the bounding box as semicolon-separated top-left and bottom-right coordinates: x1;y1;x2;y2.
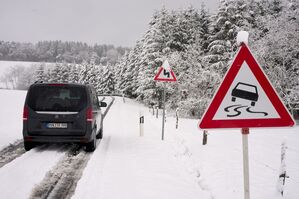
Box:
0;89;298;199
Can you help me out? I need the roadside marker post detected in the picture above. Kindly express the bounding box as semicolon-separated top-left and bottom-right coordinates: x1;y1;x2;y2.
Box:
277;140;289;196
139;111;144;137
175;108;179;129
154;60;177;140
199;32;295;199
202;130;208;145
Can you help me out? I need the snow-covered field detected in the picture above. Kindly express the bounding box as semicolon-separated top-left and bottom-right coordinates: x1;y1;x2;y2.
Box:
0;89;298;199
0;60;52;75
0;61;54;89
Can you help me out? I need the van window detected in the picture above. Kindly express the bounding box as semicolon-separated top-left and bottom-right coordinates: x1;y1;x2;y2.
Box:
27;85;87;112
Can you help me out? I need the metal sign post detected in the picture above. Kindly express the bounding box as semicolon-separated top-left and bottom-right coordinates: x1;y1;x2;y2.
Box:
242;128;250;199
161;84;166;140
153;60;177;141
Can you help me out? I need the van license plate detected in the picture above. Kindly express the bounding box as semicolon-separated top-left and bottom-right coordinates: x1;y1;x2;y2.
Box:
47;123;67;128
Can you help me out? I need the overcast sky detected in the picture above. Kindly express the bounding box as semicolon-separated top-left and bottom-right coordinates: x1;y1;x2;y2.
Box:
0;0;219;47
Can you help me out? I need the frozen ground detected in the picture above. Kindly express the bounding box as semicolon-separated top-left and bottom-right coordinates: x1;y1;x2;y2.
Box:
0;89;298;199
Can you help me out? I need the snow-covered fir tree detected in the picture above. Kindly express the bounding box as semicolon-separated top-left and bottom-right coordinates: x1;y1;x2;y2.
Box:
56;63;70;83
48;63;61;82
68;64;80;83
101;64;115;94
78;61;89;84
34;63;46;82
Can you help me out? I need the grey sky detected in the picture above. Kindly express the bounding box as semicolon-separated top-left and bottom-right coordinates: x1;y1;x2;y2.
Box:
0;0;219;47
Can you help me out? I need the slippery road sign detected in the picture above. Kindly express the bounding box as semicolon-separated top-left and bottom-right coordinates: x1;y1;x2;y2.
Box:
154;60;177;82
199;43;295;129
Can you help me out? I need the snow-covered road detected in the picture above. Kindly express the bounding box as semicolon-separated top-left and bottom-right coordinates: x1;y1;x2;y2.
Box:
73;98;206;199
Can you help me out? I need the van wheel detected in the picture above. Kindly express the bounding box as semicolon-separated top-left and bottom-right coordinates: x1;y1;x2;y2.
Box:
24;141;35;151
86;131;96;152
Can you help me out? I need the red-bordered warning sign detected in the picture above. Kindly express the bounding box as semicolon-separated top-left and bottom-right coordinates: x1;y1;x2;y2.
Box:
154;60;177;82
199;43;295;129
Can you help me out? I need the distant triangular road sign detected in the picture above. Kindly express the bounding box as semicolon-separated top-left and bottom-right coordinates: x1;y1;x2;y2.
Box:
154;60;177;82
199;43;295;129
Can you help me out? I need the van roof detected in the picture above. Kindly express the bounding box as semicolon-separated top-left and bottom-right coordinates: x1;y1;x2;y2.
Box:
31;83;89;87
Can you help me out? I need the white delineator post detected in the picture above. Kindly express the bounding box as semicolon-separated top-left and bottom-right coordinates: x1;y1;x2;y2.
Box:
139;111;144;137
277;140;288;196
175;108;179;129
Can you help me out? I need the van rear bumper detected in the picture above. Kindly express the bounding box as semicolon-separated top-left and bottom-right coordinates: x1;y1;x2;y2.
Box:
23;130;93;144
23;122;94;144
23;135;93;144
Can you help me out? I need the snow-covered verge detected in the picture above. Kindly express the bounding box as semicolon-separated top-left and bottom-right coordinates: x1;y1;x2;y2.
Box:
164;118;299;199
74;97;299;199
0;90;298;199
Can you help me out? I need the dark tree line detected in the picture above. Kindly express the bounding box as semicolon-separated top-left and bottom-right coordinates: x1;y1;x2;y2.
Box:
0;40;129;65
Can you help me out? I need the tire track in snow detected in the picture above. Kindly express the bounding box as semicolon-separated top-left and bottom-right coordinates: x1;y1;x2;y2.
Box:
0;140;26;168
29;144;90;199
29;97;115;199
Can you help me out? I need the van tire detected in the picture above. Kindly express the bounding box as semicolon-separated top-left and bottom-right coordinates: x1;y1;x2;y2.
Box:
24;141;35;151
86;131;96;152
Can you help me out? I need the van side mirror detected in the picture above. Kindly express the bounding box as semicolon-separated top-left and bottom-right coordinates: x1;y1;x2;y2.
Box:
99;102;107;107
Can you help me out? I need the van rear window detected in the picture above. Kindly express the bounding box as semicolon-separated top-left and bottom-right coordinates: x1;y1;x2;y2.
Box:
27;85;87;112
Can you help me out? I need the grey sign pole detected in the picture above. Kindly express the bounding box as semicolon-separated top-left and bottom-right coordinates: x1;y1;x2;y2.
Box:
161;84;166;140
242;128;250;199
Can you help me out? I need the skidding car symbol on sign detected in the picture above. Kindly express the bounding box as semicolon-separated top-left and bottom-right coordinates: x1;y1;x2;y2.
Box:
231;82;258;106
225;81;268;117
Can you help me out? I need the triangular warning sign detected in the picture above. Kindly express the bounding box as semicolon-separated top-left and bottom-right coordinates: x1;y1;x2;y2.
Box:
154;60;177;82
199;43;295;129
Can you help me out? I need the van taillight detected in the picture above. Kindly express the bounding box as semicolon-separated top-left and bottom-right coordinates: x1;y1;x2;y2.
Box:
23;106;29;121
86;107;93;122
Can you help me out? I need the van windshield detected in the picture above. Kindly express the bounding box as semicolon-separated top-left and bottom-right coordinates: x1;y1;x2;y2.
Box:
27;85;87;112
